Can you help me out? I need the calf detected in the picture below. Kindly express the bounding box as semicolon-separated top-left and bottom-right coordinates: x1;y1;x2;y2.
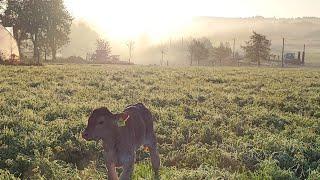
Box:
82;103;160;180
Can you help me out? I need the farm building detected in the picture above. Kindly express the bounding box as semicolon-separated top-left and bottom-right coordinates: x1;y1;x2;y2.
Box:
0;25;19;62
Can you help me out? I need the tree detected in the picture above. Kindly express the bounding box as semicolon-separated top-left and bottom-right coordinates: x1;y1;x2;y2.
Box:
38;35;51;61
22;0;47;64
242;31;271;66
126;40;134;64
1;0;72;63
44;0;72;61
96;39;111;53
92;39;112;62
187;38;209;66
213;42;232;65
159;45;167;66
187;39;195;66
1;0;28;60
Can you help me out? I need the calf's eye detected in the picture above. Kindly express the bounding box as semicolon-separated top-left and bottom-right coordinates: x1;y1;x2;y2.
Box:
98;121;104;125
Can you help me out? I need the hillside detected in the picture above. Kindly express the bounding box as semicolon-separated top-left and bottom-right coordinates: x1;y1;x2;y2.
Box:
0;65;319;179
190;17;320;40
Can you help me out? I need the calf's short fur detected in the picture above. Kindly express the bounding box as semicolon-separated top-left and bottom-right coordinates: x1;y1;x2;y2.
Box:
82;103;160;180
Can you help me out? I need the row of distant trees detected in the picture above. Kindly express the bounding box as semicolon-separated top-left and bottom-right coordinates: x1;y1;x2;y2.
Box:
188;39;233;66
0;0;73;64
186;32;271;66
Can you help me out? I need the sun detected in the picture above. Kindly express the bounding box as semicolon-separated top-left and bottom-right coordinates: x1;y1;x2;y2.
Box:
64;0;192;42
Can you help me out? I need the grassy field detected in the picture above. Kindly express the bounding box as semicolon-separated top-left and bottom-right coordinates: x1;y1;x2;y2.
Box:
0;64;319;179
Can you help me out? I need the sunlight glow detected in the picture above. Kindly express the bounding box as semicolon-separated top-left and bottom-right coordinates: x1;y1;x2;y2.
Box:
64;0;320;42
64;0;193;42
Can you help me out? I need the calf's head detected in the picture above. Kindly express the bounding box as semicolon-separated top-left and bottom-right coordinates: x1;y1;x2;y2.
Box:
82;107;129;141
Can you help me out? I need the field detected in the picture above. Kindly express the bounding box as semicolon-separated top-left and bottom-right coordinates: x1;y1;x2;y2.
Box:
0;64;319;179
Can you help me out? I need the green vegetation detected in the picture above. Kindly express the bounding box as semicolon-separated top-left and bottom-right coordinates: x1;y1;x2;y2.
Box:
242;32;271;66
1;0;72;62
0;64;319;179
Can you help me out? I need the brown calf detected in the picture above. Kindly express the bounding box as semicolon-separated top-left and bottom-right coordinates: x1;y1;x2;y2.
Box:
82;103;160;180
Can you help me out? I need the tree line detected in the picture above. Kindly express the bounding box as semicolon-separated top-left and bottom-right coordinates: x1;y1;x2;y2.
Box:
187;38;233;66
0;0;73;64
186;32;271;66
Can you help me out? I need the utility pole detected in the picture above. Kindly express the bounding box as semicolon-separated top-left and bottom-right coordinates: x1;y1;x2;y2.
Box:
302;44;306;65
233;38;235;60
161;49;166;66
281;38;285;68
126;40;134;64
233;38;239;66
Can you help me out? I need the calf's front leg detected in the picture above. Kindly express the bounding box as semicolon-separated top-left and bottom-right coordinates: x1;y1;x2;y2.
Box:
119;155;135;180
105;149;119;180
106;163;118;180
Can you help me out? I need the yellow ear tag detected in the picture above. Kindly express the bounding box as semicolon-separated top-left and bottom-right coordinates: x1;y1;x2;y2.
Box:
117;115;129;127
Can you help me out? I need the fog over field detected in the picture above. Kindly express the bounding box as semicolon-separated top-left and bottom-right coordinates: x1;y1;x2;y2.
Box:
1;0;320;179
61;17;320;65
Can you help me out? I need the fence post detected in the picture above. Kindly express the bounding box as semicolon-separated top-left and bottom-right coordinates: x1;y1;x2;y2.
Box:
302;44;305;65
281;38;285;68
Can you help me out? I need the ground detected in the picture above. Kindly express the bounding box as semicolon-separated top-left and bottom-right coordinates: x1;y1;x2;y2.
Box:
0;64;319;179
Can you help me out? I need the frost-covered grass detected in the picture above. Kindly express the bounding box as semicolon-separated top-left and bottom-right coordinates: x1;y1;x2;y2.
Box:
0;64;319;179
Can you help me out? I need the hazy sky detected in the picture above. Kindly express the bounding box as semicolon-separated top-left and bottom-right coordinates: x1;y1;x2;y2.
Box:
65;0;320;18
64;0;320;40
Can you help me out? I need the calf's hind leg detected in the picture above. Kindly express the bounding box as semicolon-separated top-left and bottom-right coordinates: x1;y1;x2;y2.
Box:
146;134;160;175
149;144;160;175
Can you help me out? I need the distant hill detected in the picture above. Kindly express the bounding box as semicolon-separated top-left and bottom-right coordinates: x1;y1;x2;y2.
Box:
187;17;320;47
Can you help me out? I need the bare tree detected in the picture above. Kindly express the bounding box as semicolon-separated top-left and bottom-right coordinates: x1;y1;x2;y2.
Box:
160;46;167;66
187;38;209;66
213;42;232;65
92;38;112;63
126;40;134;64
